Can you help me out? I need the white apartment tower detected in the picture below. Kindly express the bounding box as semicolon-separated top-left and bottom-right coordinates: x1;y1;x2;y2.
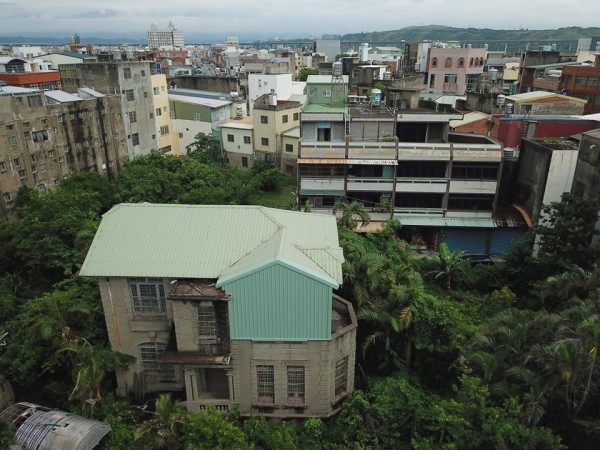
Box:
147;22;185;48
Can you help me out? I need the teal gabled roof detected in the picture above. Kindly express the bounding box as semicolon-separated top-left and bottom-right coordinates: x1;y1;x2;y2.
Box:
80;204;344;286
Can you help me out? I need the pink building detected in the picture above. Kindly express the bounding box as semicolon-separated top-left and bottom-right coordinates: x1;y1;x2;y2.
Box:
427;47;487;95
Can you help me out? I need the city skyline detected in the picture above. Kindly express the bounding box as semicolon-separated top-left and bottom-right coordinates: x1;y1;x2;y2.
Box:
1;0;597;41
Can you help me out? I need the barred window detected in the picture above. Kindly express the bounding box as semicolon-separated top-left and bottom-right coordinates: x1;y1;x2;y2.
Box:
129;277;166;315
139;342;173;376
287;366;305;403
125;89;134;101
257;365;275;403
335;356;348;396
197;303;217;339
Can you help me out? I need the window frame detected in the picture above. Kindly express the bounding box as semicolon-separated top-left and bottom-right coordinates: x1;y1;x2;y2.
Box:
334;356;349;397
287;365;305;404
139;342;174;377
260;115;268;124
128;277;166;316
257;365;275;404
197;303;218;340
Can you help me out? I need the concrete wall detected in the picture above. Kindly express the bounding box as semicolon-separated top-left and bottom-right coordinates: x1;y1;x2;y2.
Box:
98;278;184;398
171;76;242;97
572;132;600;200
0;93;127;218
230;324;355;417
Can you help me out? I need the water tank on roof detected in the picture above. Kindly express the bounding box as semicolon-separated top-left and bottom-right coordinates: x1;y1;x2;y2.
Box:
332;61;343;77
371;88;382;106
489;68;498;81
505;103;514;115
496;94;506;106
383;71;392;80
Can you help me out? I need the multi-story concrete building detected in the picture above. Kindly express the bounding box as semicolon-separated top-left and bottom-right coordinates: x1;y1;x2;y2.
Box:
220;116;254;169
147;22;185;49
168;89;238;154
0;86;127;218
80;204;357;418
559;55;600;114
59;61;175;157
252;93;302;170
298;76;512;253
426;47;487;95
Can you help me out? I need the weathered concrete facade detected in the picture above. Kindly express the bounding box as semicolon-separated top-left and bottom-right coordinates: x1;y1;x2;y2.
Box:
0;89;127;218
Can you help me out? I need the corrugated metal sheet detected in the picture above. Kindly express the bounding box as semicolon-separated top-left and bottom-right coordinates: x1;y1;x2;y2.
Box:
299;189;345;196
80;204;343;288
397;216;497;228
443;229;489;253
223;264;332;341
489;228;527;255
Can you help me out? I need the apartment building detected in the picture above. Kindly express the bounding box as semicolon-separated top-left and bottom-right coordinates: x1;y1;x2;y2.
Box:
59;61;175;157
0;86;127;218
221;116;253;169
252;93;302;170
427;47;487;95
147;22;185;49
80;204;357;418
168;90;236;154
559;55;600;114
298;75;511;253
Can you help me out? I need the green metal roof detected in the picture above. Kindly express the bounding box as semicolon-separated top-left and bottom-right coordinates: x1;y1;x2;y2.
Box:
302;103;347;114
396;216;497;228
80;204;343;286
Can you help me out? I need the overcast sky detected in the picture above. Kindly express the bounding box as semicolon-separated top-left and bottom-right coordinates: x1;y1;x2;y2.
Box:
1;0;596;40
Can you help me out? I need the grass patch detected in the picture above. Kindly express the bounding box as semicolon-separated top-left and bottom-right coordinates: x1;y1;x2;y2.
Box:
249;174;297;209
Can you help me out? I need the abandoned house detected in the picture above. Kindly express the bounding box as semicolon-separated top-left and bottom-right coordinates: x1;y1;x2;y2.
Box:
79;204;357;418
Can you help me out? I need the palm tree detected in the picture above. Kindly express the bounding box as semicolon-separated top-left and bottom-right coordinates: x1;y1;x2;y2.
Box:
358;272;426;371
429;242;467;290
135;393;184;449
61;340;133;407
332;201;371;229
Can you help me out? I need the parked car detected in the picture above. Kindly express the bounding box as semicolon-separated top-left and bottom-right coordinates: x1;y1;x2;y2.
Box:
461;254;494;265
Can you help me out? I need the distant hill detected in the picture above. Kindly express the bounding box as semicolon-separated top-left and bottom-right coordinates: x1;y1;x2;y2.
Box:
341;25;600;52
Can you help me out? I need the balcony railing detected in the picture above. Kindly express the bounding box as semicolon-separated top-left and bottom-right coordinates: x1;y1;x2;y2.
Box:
182;400;238;413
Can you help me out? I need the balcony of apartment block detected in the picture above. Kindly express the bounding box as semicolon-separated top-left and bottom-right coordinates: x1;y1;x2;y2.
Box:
299;177;345;195
298;140;346;159
448;179;498;195
443;83;458;93
397;142;452;161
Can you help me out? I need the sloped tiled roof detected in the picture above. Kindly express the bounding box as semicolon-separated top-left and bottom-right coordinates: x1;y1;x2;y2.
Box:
80;204;343;286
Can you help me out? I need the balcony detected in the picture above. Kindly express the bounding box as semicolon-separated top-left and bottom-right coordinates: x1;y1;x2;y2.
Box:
397;143;451;161
346;177;394;191
443;83;458;93
347;141;396;159
299;177;345;193
332;294;357;337
299;141;345;159
449;180;497;194
395;179;447;193
182;400;239;413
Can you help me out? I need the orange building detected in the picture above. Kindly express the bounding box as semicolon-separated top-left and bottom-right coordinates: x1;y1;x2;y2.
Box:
0;71;61;90
559;55;600;114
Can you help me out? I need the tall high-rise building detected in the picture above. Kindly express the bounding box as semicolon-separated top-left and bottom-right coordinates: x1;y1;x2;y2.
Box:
147;22;184;49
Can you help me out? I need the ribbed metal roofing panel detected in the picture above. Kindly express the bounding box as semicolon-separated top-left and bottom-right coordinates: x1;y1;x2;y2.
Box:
397;216;497;228
80;204;343;286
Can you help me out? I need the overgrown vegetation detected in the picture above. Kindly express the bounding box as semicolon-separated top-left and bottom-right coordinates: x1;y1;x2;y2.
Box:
1;138;600;448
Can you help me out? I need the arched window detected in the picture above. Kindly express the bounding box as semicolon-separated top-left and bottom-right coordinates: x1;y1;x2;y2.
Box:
458;58;465;68
139;342;173;377
479;58;484;66
431;57;438;68
469;58;474;67
445;57;452;68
